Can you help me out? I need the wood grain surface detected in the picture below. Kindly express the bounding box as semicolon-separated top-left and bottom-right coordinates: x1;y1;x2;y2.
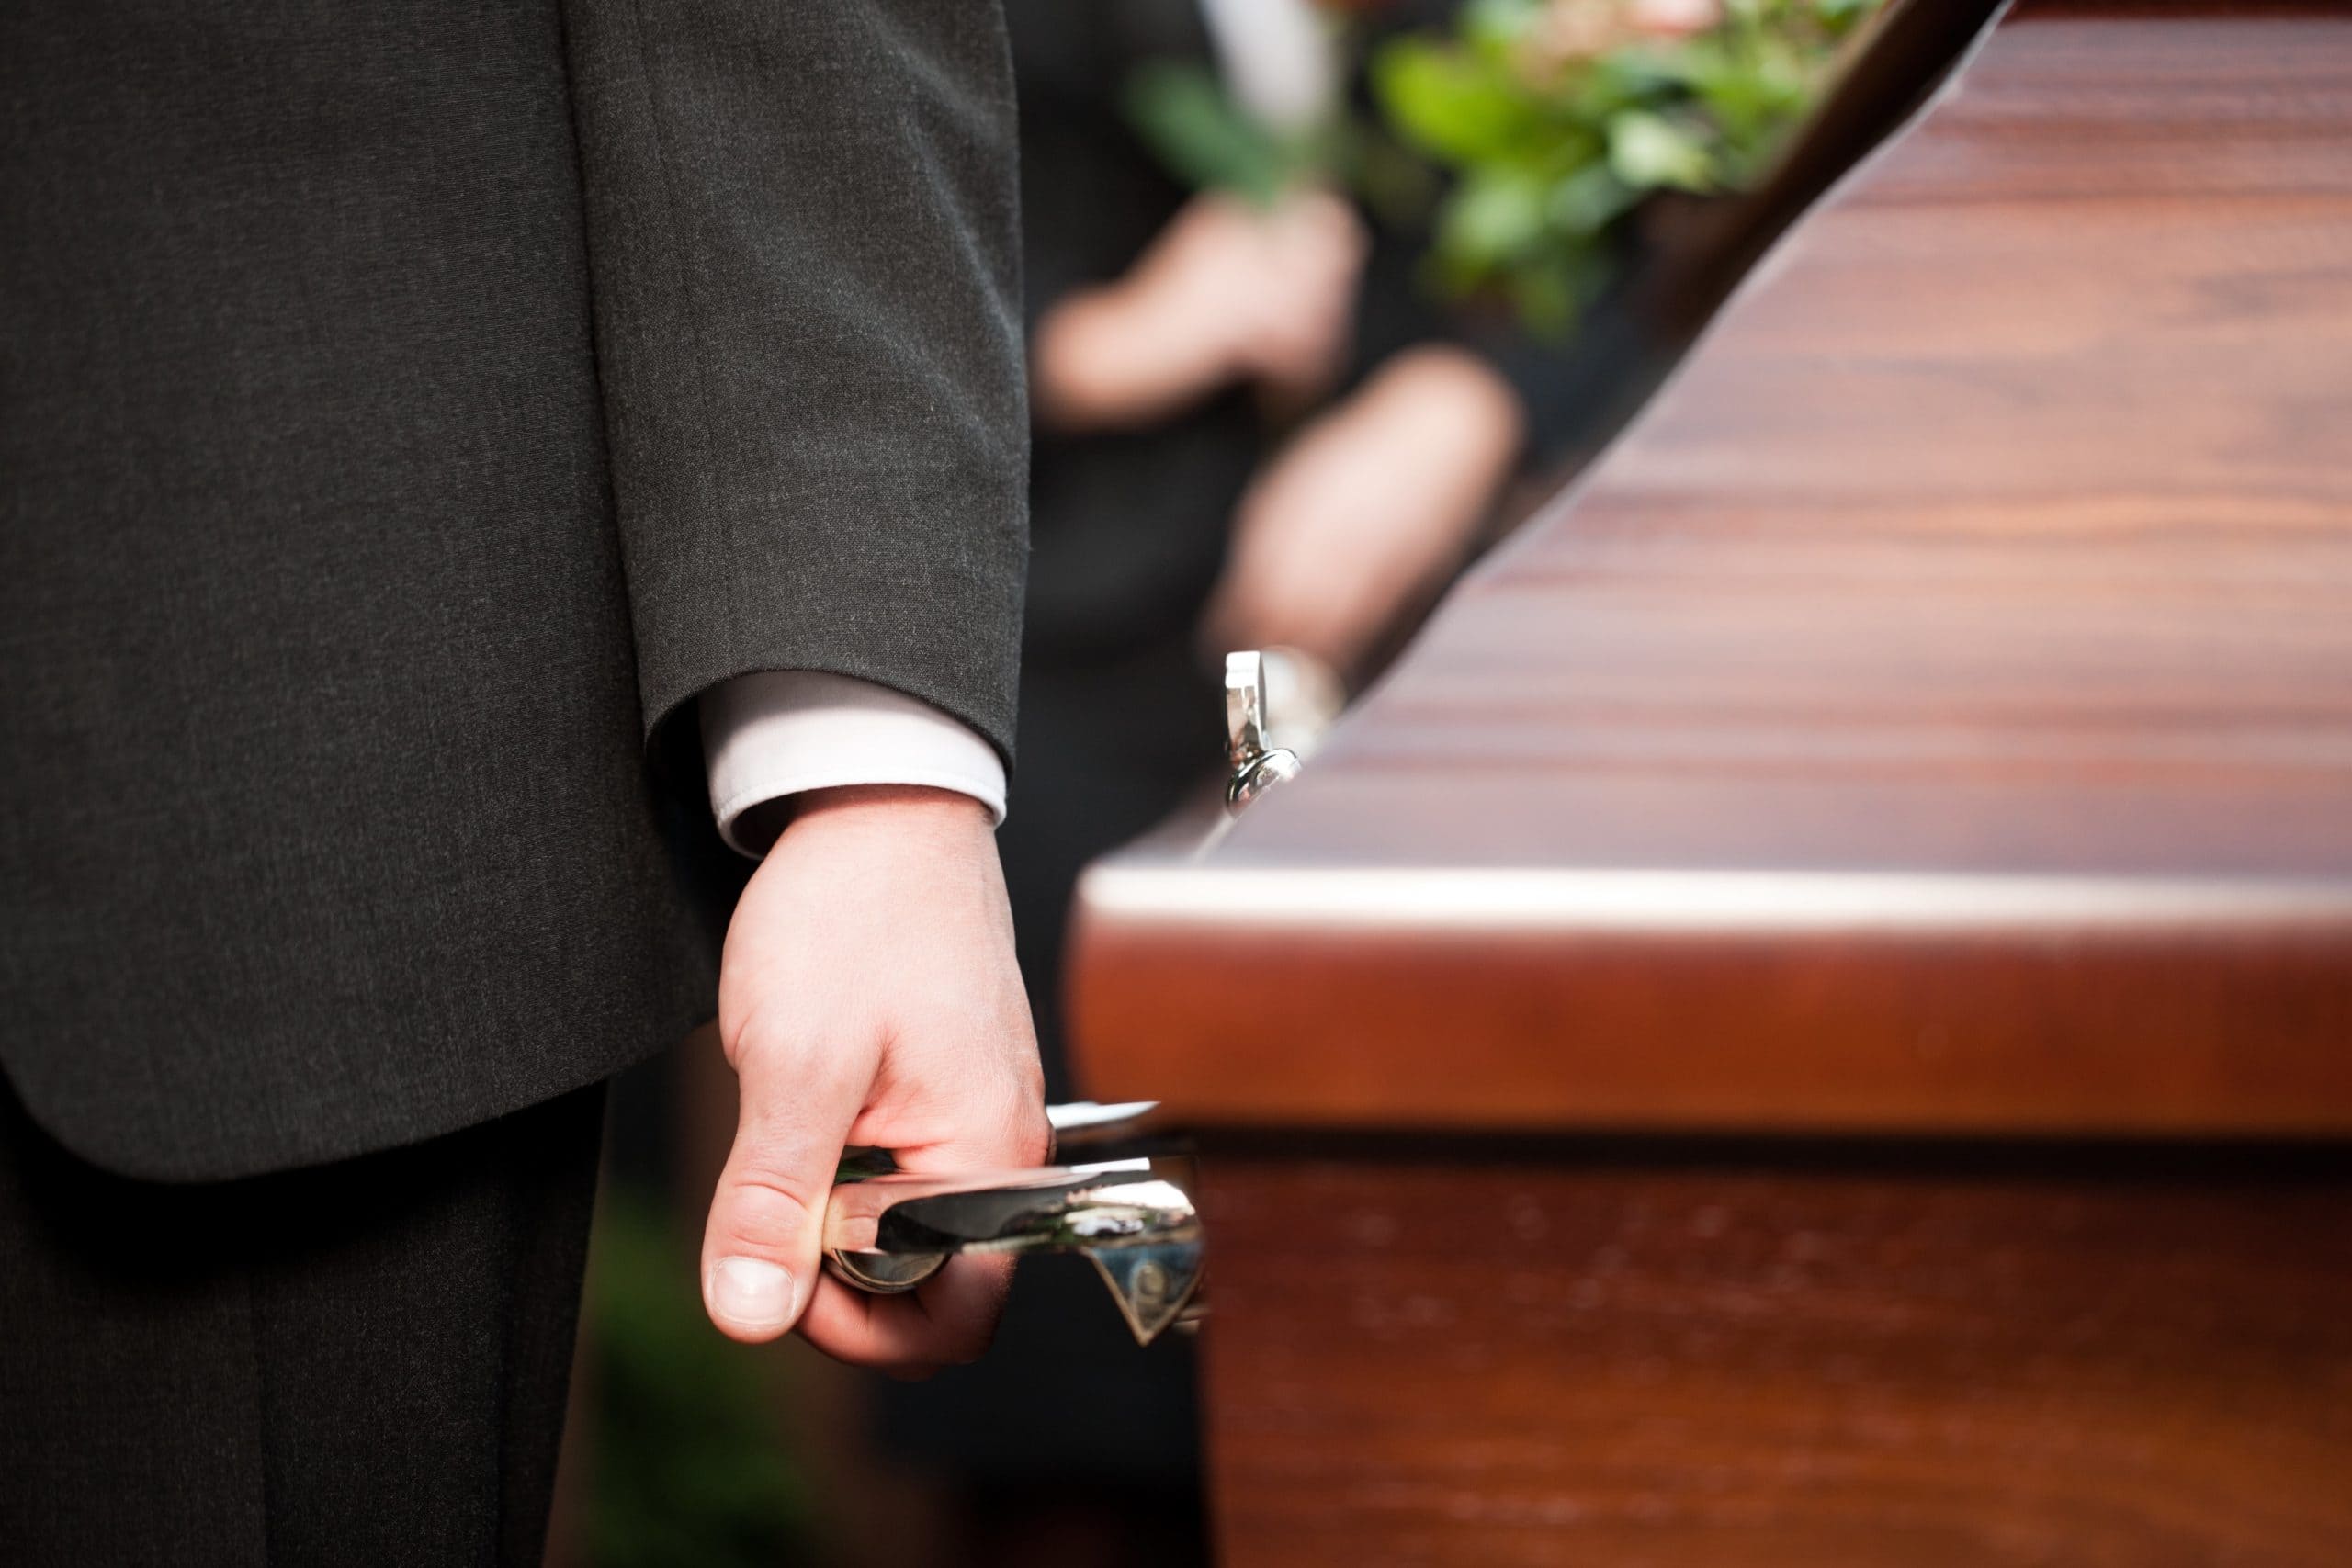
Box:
1194;1148;2352;1566
1067;0;2352;1135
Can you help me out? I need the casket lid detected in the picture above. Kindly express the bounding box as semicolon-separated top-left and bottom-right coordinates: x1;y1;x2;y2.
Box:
1068;0;2352;1137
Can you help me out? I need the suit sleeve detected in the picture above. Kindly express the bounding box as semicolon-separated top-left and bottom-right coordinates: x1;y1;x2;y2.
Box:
561;0;1027;762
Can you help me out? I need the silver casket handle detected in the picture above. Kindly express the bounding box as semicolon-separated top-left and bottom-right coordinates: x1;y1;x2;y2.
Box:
1225;649;1304;813
821;1102;1202;1346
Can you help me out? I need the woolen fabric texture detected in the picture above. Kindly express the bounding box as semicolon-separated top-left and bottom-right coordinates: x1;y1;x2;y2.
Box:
0;0;1028;1179
0;1076;607;1565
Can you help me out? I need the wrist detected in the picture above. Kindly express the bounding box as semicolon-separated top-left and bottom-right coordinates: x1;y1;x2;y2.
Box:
785;783;996;835
1032;284;1238;431
733;783;994;857
1112;265;1251;388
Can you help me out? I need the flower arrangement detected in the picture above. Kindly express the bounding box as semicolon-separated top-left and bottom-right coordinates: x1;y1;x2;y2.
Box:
1374;0;1882;330
1126;0;1883;335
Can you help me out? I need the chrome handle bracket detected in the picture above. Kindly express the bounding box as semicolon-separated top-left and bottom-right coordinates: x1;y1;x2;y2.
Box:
823;1103;1203;1345
1225;650;1302;814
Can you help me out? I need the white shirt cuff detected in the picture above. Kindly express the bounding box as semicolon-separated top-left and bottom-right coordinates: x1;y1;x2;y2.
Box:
699;671;1009;857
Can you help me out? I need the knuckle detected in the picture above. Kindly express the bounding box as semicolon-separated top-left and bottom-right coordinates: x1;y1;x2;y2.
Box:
1012;1108;1052;1167
717;1168;821;1251
963;1089;1049;1168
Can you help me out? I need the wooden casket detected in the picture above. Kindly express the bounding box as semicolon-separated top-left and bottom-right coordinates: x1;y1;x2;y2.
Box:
1065;2;2352;1562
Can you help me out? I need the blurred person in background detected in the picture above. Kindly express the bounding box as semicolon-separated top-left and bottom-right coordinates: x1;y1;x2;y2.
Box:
856;3;1632;1563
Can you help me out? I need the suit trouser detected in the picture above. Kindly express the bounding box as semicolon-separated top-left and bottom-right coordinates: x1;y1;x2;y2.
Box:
0;1075;605;1566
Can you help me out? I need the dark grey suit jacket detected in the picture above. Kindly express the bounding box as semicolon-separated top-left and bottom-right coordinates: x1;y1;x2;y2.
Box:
0;0;1027;1180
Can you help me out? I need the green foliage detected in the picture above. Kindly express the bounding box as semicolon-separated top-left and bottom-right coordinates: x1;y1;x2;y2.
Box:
583;1189;815;1568
1118;2;1879;337
1373;0;1884;334
1123;62;1328;208
1607;109;1713;191
1377;40;1552;164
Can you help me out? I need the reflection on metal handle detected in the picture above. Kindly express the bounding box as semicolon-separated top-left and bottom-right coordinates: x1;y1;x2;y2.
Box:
823;1104;1202;1345
1226;650;1302;814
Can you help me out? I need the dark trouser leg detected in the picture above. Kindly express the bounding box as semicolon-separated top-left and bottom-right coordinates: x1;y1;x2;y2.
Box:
0;1078;605;1567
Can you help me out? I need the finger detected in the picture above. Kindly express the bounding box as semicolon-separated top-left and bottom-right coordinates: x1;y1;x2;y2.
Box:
1272;188;1368;271
864;1062;1050;1178
797;1253;1019;1371
700;1038;867;1343
805;1079;1045;1371
1245;322;1349;391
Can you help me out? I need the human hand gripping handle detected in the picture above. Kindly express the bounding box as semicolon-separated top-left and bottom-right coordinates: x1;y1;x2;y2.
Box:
700;784;1049;1373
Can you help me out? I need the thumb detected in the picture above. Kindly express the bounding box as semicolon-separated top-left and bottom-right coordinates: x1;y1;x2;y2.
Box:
700;1039;867;1342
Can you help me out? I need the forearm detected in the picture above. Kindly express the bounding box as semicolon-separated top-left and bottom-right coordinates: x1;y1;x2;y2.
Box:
1032;188;1366;434
1030;280;1238;434
567;0;1027;756
1204;342;1529;674
1349;344;1526;525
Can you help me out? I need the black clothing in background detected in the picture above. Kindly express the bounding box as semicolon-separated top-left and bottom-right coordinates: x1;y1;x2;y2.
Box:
0;0;1027;1182
877;0;1646;1511
0;1078;605;1566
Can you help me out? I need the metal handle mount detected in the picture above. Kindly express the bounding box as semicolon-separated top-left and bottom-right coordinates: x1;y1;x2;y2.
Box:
822;1103;1202;1346
1226;650;1303;814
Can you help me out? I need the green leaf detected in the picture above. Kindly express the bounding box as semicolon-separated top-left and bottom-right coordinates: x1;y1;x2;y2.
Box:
1461;0;1552;53
1607;108;1714;192
1123;61;1294;204
1580;50;1688;115
1442;164;1555;266
1373;39;1541;165
1688;39;1814;142
1549;162;1642;233
1355;0;1889;336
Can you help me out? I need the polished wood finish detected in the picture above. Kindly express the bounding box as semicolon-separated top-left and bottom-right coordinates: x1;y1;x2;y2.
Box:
1068;0;2352;1135
1196;1149;2352;1565
1065;2;2352;1562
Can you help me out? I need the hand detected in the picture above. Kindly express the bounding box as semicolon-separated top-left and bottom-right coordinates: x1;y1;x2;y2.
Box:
1031;188;1367;432
1171;188;1364;403
699;784;1048;1375
1204;344;1526;676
